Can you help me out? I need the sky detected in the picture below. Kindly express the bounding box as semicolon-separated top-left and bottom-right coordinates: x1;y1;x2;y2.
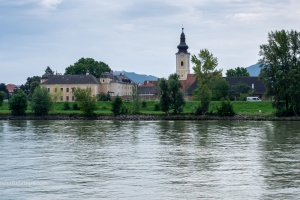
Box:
1;0;300;84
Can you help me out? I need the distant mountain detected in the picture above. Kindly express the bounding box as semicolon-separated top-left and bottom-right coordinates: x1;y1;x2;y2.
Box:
113;71;158;84
246;63;260;76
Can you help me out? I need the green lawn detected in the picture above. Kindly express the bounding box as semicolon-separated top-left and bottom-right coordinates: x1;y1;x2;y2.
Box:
0;100;275;116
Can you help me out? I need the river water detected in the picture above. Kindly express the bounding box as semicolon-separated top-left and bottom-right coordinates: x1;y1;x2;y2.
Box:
0;120;300;199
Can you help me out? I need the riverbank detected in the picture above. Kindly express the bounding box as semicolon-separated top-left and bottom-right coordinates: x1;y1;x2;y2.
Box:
0;114;299;121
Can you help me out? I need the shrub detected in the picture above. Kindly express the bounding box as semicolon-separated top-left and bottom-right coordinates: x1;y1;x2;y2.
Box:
73;102;80;110
63;101;70;110
8;90;28;116
192;105;202;115
154;103;160;111
31;86;53;115
217;99;235;117
141;101;147;108
111;96;123;116
74;88;97;116
0;91;6;107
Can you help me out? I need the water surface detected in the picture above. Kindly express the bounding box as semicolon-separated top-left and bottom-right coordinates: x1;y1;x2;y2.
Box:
0;120;300;199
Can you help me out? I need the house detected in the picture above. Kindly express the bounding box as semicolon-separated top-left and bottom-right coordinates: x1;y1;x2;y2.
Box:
6;84;18;98
41;72;135;101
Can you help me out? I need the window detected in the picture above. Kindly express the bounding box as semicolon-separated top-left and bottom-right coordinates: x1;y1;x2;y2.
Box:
66;96;69;101
47;88;50;92
181;75;184;77
181;61;184;66
60;88;63;92
103;79;105;82
66;88;69;93
71;88;75;93
72;96;75;101
60;96;63;101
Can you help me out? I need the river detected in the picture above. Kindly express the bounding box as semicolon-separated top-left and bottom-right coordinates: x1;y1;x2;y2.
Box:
0;120;300;199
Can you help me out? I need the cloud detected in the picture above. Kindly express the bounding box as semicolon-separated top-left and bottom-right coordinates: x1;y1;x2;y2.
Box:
40;0;63;9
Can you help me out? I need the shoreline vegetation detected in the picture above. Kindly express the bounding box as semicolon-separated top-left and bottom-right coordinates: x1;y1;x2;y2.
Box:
1;101;299;121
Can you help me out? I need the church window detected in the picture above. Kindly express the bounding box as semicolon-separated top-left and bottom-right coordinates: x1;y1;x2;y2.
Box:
181;61;184;66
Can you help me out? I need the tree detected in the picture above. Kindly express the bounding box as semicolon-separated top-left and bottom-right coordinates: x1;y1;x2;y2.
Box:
259;30;300;116
31;86;53;115
168;74;185;114
0;83;8;98
65;58;111;78
19;76;41;97
158;74;185;114
211;78;230;101
97;92;111;101
8;90;28;116
226;67;250;77
158;78;170;114
191;49;222;114
0;91;6;107
51;85;63;102
131;84;140;114
45;66;54;75
111;96;123;116
73;88;97;116
228;82;252;101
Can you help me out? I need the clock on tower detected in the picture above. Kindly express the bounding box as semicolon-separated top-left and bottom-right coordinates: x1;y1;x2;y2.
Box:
176;28;190;80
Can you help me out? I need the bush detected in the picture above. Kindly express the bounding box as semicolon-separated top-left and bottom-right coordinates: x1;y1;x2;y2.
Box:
74;88;97;116
111;96;123;116
154;103;160;111
192;105;202;115
31;86;52;115
0;91;6;107
73;102;80;110
63;101;70;110
8;90;28;116
141;101;147;108
217;99;235;117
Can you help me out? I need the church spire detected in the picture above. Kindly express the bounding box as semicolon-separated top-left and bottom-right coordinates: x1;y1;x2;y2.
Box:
177;27;189;53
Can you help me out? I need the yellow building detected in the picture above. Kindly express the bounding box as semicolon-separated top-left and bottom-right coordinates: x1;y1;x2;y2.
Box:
41;72;134;101
176;28;190;81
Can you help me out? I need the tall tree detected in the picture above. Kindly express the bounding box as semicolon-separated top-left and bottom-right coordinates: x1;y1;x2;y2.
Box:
226;67;250;77
65;58;111;78
0;91;6;107
19;76;41;97
0;83;8;98
8;90;28;116
45;66;54;75
74;88;97;116
158;78;170;114
168;73;185;114
259;30;300;116
191;49;222;114
31;86;53;115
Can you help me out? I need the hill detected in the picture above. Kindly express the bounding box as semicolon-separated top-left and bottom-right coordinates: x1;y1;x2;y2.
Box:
246;64;260;76
113;71;158;84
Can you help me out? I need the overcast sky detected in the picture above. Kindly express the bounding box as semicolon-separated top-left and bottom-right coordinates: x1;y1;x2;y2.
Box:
1;0;299;84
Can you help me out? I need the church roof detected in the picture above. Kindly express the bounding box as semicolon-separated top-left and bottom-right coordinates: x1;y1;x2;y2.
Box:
177;28;189;53
41;74;100;85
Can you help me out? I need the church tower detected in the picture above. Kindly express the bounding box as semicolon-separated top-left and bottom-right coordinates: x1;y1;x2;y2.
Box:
176;28;190;80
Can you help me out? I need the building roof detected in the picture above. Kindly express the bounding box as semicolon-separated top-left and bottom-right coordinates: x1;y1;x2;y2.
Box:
138;86;159;95
113;74;134;84
6;84;17;93
41;74;100;85
186;76;266;95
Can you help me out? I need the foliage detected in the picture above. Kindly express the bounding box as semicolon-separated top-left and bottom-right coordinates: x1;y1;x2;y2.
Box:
97;92;111;101
217;98;236;116
45;66;54;75
158;78;170;114
111;96;123;116
0;91;6;107
8;90;28;116
19;76;41;98
31;86;53;115
131;84;140;114
168;74;185;114
50;85;63;102
158;74;185;114
228;82;252;101
0;83;9;98
192;49;222;114
63;101;70;110
73;102;80;110
259;29;300;116
154;103;160;111
226;67;250;77
65;58;111;78
211;78;230;100
73;88;97;116
141;100;147;108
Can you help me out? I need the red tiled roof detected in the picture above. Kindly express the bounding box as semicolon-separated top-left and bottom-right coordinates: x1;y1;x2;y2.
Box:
6;84;17;93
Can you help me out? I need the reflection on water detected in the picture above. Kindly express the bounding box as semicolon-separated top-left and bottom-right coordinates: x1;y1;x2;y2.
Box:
0;120;300;199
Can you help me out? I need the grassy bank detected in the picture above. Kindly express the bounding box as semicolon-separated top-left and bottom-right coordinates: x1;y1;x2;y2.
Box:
0;101;275;116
